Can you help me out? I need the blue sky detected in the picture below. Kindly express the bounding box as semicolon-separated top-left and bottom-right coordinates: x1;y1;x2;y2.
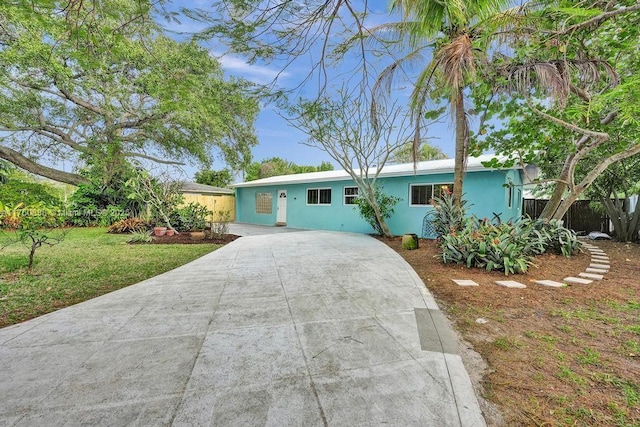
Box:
165;0;459;178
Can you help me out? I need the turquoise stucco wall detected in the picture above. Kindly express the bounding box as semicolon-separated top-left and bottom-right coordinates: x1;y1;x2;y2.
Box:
235;169;523;236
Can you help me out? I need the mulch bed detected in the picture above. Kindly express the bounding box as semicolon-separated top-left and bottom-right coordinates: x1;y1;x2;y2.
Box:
133;233;241;245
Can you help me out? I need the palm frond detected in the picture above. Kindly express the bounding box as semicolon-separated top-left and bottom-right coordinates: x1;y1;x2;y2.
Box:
434;33;476;99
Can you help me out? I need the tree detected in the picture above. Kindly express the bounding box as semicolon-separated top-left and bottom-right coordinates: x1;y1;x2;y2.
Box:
195;170;233;188
390;141;447;163
0;1;259;185
586;154;640;242
244;157;334;182
290;91;410;237
475;0;640;220
366;0;512;208
125;166;184;231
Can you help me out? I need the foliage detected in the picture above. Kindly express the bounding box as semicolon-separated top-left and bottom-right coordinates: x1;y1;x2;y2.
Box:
0;179;62;207
209;210;232;240
585;155;640;242
437;215;581;275
126;230;153;243
97;205;128;227
108;218;149;234
390;142;448;163
244;157;334;182
195;169;233;188
431;192;468;238
66;164;145;226
125;166;183;229
0;1;259;185
170;203;212;232
353;187;401;236
473;1;640;220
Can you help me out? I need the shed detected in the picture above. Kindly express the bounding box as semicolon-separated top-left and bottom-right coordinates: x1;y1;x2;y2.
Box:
233;154;525;236
180;182;235;221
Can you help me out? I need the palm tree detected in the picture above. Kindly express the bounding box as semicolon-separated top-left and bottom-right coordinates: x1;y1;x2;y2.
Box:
371;0;515;206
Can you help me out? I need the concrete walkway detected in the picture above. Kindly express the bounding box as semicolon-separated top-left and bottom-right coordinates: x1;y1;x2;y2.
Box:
0;227;485;426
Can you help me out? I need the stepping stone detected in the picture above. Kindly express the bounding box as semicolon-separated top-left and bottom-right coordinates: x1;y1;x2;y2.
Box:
495;280;527;289
586;267;608;274
535;280;566;288
452;279;479;287
564;276;593;284
579;272;604;280
589;263;610;270
591;258;609;264
588;249;606;254
591;255;609;261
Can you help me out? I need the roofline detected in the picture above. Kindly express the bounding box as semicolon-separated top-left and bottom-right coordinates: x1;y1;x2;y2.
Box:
233;155;521;188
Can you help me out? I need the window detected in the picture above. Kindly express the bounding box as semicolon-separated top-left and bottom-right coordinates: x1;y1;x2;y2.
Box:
307;188;332;205
255;192;272;214
410;183;454;206
507;185;513;208
344;186;358;205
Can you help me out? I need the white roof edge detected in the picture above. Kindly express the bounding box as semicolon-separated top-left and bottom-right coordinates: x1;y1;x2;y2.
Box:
233;154;520;188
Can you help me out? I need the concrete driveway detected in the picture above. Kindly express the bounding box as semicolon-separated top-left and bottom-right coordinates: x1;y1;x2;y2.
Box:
0;227;485;426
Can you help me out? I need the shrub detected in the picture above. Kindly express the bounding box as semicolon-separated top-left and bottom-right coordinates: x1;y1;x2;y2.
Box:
431;192;468;238
353;186;401;236
209;210;232;239
107;217;149;234
170;203;211;232
97;205;128;227
126;230;153;243
437;215;582;275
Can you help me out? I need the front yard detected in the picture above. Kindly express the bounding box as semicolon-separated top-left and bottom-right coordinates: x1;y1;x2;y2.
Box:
0;227;221;328
388;238;640;426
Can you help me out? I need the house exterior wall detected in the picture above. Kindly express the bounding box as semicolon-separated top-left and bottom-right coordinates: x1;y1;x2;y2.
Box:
235;169;523;236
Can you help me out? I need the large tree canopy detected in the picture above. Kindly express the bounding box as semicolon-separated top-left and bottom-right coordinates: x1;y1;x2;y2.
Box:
474;0;640;220
0;1;259;185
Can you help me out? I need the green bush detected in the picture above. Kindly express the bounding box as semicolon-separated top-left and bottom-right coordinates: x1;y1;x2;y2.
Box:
170;203;211;232
97;205;128;227
0;180;62;207
353;186;401;236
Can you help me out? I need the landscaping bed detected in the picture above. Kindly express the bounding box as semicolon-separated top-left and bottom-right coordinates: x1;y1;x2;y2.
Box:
386;238;640;426
139;232;240;245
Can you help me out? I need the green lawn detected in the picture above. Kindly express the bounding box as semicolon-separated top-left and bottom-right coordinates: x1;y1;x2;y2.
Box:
0;227;222;328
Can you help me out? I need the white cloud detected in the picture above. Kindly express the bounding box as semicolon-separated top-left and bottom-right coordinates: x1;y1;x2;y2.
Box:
214;54;290;84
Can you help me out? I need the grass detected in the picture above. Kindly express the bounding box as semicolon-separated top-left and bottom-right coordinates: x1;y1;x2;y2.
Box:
0;227;221;327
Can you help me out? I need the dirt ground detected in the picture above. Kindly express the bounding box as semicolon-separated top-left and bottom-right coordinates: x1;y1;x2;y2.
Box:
384;237;640;426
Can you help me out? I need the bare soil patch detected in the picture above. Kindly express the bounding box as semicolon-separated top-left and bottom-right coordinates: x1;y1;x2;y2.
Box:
384;237;640;426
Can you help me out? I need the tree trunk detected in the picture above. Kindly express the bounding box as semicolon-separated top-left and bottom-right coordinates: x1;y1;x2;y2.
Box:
371;201;393;238
452;88;467;207
0;146;89;186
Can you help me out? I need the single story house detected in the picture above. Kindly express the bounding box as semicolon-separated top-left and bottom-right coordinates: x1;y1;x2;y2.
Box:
233;155;525;236
180;182;236;221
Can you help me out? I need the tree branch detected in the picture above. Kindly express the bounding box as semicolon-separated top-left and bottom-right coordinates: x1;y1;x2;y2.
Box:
0;145;88;185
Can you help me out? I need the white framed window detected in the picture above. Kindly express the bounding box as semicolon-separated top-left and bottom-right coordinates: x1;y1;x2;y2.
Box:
255;192;273;214
307;188;332;205
507;185;513;208
410;183;454;206
343;186;359;205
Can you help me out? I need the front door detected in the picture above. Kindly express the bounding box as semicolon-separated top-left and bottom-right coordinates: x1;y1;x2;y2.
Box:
276;190;287;225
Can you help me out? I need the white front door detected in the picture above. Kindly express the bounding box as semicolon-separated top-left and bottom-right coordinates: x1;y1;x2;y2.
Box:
276;190;287;225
